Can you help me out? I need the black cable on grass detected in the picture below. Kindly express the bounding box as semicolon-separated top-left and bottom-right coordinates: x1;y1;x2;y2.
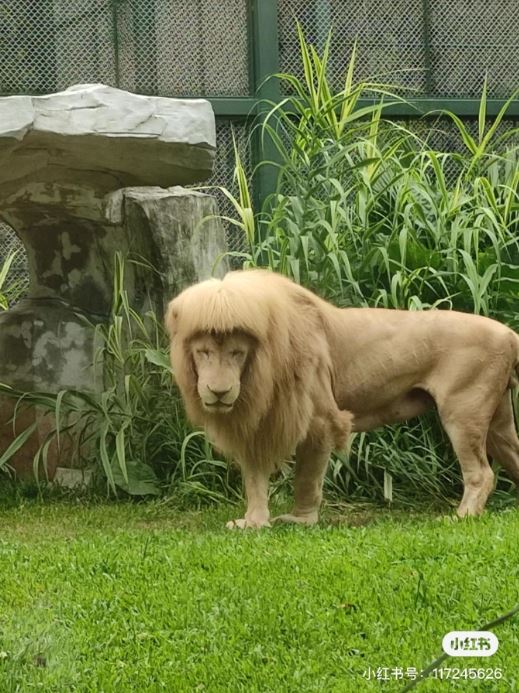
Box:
400;604;519;692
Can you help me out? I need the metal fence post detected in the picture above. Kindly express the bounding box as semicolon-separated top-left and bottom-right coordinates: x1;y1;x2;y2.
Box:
250;0;280;213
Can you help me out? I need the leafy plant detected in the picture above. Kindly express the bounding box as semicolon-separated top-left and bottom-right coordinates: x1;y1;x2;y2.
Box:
0;254;238;503
213;25;519;504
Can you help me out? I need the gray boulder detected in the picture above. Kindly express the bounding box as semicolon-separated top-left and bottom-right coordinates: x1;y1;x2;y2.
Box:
0;84;227;429
0;83;215;191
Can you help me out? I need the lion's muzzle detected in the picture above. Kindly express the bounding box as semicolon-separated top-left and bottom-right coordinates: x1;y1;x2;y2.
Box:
201;384;239;413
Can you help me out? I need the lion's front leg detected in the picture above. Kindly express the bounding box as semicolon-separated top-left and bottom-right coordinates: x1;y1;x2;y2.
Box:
226;462;271;529
273;435;331;527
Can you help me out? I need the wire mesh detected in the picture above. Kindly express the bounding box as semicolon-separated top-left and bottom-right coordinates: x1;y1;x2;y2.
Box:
0;0;250;97
117;0;250;97
198;120;251;262
279;0;427;94
429;0;519;97
0;223;29;303
278;0;519;98
0;0;116;94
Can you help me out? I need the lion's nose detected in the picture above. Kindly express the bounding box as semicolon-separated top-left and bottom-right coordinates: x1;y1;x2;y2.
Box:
207;385;232;399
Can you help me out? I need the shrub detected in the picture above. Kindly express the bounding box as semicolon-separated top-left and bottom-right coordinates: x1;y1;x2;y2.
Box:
0;254;240;504
215;25;519;505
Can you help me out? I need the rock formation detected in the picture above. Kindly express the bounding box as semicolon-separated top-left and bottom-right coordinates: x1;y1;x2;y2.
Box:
0;84;228;475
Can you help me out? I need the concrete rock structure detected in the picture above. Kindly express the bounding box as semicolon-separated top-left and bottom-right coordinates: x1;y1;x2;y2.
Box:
0;84;227;474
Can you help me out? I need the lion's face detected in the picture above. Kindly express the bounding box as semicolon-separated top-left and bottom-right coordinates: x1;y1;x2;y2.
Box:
189;331;253;413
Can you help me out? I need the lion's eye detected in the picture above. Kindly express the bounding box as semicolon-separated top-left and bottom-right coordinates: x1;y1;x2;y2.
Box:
196;349;210;358
231;349;244;358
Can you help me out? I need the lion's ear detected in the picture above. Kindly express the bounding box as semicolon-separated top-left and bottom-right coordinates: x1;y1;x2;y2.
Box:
164;298;180;338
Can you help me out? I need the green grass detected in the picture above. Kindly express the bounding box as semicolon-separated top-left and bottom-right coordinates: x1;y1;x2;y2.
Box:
0;500;517;692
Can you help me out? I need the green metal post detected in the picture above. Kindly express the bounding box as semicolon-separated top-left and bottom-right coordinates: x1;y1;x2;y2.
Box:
250;0;281;213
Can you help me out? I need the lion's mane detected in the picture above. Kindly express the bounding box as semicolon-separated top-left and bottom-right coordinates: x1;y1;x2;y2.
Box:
166;270;350;471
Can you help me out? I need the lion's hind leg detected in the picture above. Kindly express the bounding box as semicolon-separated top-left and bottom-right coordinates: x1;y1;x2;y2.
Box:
438;401;495;517
487;391;519;492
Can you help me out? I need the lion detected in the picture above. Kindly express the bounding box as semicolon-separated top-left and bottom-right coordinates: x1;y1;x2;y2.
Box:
166;269;519;528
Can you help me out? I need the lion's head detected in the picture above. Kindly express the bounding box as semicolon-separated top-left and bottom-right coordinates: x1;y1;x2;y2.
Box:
165;270;348;467
165;273;277;430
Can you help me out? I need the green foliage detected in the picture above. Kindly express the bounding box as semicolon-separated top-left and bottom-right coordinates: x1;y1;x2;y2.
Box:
0;254;238;503
219;26;519;503
245;31;519;315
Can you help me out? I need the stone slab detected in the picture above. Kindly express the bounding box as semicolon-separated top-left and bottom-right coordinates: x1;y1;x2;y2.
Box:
0;83;216;193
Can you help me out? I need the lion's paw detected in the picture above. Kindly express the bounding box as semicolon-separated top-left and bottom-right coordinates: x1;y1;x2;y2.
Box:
226;517;271;530
272;513;318;526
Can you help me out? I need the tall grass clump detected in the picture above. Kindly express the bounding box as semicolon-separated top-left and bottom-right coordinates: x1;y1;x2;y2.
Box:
0;254;239;505
217;25;519;505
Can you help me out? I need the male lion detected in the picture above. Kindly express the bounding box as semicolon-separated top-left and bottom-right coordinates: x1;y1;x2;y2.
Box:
166;269;519;528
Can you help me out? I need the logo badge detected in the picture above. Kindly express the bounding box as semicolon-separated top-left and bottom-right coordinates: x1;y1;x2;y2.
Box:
442;631;498;657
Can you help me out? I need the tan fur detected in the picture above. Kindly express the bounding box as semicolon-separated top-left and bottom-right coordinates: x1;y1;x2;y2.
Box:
166;269;519;527
165;270;352;527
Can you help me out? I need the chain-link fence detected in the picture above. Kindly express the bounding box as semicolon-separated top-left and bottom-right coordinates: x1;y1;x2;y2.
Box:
3;0;516;99
0;0;250;97
279;0;426;94
116;0;250;97
0;0;517;297
279;0;519;97
0;223;29;303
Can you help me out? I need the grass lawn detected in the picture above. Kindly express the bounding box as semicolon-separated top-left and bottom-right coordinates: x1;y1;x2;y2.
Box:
0;498;517;692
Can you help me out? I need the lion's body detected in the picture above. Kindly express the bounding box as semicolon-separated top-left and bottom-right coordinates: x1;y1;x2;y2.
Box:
166;269;519;527
324;307;519;429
